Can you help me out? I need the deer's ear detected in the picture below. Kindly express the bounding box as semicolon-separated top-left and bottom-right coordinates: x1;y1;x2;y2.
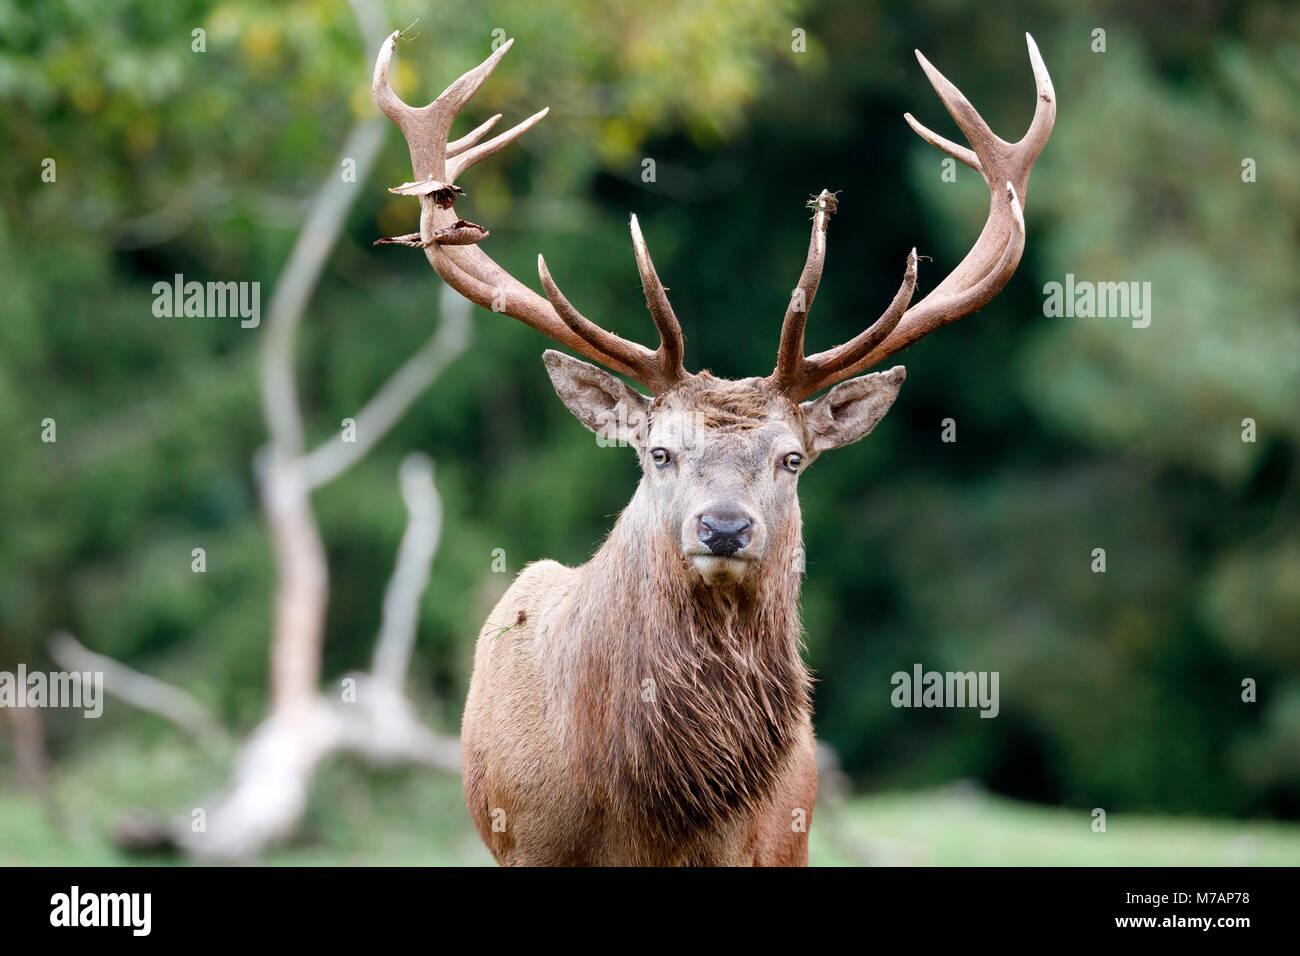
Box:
543;350;652;446
799;365;906;454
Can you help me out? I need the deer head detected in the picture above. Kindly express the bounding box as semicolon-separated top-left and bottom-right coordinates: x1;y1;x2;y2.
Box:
372;32;1055;587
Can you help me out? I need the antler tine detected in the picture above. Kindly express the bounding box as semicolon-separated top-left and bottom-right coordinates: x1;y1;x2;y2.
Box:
800;248;918;383
777;35;1053;398
537;255;660;382
447;114;502;157
911;48;1004;177
772;190;836;393
903;112;979;172
1018;33;1057;191
447;107;549;183
629;215;687;383
371;30;413;124
434;39;514;115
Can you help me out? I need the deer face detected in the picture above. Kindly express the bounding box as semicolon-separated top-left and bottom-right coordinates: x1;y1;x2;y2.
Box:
545;351;906;586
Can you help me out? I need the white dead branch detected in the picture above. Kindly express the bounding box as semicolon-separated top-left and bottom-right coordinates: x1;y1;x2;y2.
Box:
51;450;462;860
49;632;230;754
174;453;460;861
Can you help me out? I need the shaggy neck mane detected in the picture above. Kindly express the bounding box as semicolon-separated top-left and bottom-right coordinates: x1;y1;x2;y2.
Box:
549;482;811;844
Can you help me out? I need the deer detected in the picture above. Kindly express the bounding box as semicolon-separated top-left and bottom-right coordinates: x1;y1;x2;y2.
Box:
370;30;1054;866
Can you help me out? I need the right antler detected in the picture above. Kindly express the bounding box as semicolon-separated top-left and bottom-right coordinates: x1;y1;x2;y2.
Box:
770;34;1055;401
372;32;688;394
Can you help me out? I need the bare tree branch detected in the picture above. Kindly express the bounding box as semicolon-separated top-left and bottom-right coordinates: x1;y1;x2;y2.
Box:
257;0;392;456
178;455;459;861
301;287;471;489
259;118;388;458
84;455;460;862
372;453;443;686
48;631;230;754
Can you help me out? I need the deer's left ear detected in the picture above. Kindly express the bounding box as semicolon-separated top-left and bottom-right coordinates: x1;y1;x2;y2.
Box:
799;365;906;454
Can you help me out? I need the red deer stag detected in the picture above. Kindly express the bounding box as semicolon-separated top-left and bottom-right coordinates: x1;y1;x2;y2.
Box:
372;31;1054;866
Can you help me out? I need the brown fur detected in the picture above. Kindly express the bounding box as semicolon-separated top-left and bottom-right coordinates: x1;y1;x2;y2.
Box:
462;489;815;866
667;373;794;430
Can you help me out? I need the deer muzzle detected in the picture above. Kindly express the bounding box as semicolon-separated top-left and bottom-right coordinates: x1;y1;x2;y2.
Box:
697;509;755;558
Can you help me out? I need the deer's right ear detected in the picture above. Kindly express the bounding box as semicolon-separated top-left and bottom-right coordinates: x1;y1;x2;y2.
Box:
543;350;653;447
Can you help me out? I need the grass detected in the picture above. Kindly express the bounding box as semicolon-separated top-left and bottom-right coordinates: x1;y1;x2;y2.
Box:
811;784;1300;866
3;739;1299;866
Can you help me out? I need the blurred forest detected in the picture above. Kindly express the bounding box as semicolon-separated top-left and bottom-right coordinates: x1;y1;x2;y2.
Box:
0;0;1297;863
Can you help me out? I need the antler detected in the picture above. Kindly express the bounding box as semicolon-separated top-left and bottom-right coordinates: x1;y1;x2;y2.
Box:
770;190;919;400
372;31;688;394
771;34;1055;401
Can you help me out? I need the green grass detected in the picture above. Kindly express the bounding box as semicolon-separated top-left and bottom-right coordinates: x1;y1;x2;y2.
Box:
811;785;1300;866
3;739;1299;865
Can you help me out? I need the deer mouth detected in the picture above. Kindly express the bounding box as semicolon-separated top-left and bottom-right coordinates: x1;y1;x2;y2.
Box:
688;553;754;584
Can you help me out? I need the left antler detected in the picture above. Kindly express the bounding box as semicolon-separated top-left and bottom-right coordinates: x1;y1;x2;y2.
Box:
771;33;1056;401
372;32;689;394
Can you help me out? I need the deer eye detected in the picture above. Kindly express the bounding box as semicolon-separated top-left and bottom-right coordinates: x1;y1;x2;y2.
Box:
650;448;672;468
781;452;803;472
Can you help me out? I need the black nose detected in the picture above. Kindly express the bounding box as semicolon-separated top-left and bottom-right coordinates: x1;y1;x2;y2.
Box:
697;511;753;557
